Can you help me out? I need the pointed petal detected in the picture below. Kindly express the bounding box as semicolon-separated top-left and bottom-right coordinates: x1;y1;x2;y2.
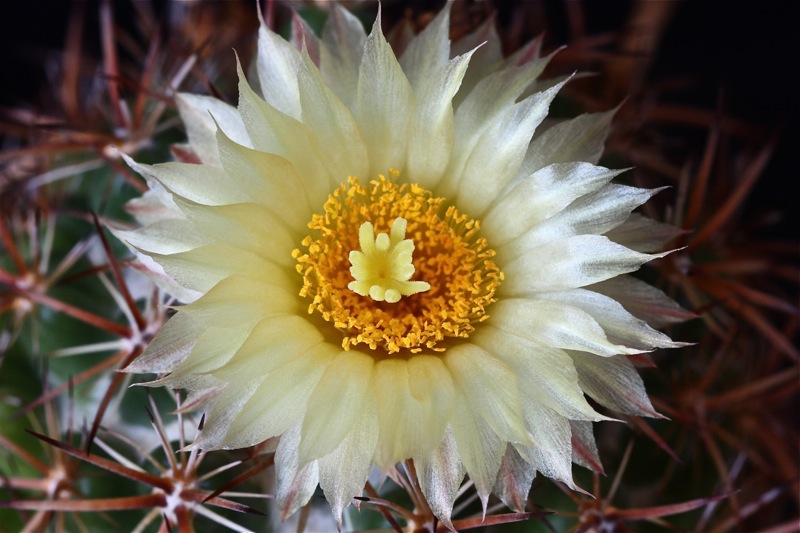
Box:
502;235;666;293
300;350;375;464
490;298;640;357
569;352;662;417
570;420;603;473
519;108;615;177
415;428;465;531
515;404;576;488
483;164;624;246
472;326;605;421
356;16;415;176
320;4;367;111
454;80;567;216
175;93;251;167
605;213;684;253
318;401;379;529
590;275;695;328
256;20;302;119
276;423;320;520
535;289;684;350
445;344;529;444
124;311;198;373
399;4;451;90
493;445;536;512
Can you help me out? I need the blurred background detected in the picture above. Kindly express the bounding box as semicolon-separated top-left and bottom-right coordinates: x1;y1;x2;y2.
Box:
1;1;797;532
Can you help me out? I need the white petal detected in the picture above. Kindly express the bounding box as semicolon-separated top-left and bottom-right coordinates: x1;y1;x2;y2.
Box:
535;288;684;350
449;391;505;512
173;200;297;268
570;420;603;473
300;350;375;464
605;213;685;253
194;377;265;448
569;351;662;417
320;4;367;111
405;52;472;189
318;400;379;529
493;445;536;513
276;422;320;520
590;275;695;328
442;52;555;198
399;4;450;90
297;50;369;182
490;298;640;357
373;356;455;468
483;164;624;246
502;235;666;292
472;326;604;421
148;243;294;294
356;17;415;176
123;311;198;373
414;428;465;531
515;404;576;488
518;107;615;177
509;184;663;250
454;80;567;215
219;343;336;449
175;93;251;167
216;130;312;228
445;344;529;444
256;20;302;119
181;276;301;327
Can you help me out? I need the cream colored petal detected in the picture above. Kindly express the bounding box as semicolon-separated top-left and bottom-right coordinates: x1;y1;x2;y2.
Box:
399;3;450;90
501;235;667;292
472;325;605;421
570;420;603;473
414;428;465;532
181;276;300;327
373;356;455;469
276;422;320;520
320;4;367;111
236;63;332;204
289;10;320;65
590;275;695;328
405;51;472;189
493;444;537;513
450;16;503;105
440;52;554;198
318;399;379;529
508;185;663;250
569;351;662;417
297;50;369;182
218;344;337;449
124;186;180;226
114;219;206;255
490;298;640;358
216;130;312;228
162;319;258;383
212;316;326;381
175;93;251;167
299;350;375;465
148;243;294;294
454;80;567;216
514;403;576;489
356;17;415;176
192;377;265;449
449;390;505;511
173;200;297;268
256;20;302;119
605;213;685;253
482;164;625;246
445;344;529;444
518;108;616;177
123;311;198;374
535;289;684;350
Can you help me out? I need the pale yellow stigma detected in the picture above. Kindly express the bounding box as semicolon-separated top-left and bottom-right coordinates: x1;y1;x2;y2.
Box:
347;218;431;303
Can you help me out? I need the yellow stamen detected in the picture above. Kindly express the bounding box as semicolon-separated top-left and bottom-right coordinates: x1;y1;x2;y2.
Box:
293;173;502;355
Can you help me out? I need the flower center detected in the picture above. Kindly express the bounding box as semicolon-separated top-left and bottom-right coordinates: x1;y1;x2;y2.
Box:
292;173;502;354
